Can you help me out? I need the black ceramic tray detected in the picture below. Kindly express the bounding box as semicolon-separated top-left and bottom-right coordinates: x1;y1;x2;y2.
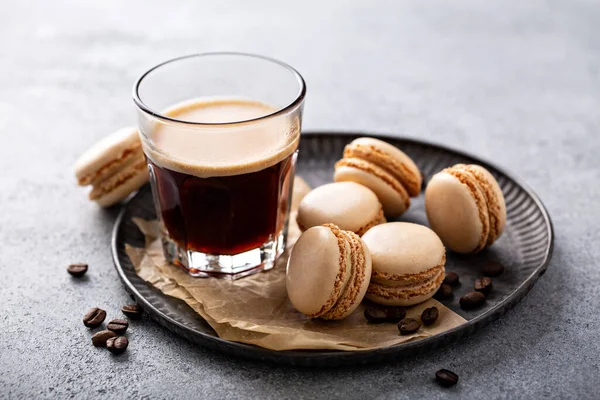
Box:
112;132;554;367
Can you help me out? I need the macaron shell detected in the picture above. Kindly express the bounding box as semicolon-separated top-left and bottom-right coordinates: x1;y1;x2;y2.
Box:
361;222;446;276
92;162;149;207
286;226;351;318
425;170;490;253
334;161;410;217
74;127;141;185
296;182;384;235
344;138;422;196
321;231;372;320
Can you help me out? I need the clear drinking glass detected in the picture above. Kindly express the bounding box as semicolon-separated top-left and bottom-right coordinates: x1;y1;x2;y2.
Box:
133;53;306;278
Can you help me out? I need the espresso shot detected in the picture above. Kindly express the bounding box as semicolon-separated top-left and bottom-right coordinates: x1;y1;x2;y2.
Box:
134;53;305;276
141;97;301;276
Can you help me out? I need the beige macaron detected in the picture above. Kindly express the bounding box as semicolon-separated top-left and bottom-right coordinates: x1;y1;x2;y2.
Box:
425;163;507;253
334;137;422;218
286;224;372;320
74;127;148;207
296;182;385;236
361;222;446;306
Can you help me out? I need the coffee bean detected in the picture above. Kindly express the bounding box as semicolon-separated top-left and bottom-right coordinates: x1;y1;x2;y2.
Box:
385;307;406;323
121;304;143;319
92;330;117;347
459;292;485;310
107;319;129;334
364;308;387;323
67;263;88;277
435;369;459;387
434;283;453;300
443;271;459;287
421;307;439;326
83;307;106;328
398;318;421;335
483;260;504;277
106;336;129;354
474;277;493;296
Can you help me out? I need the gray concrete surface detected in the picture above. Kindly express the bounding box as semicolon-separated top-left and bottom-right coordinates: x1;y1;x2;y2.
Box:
1;0;599;398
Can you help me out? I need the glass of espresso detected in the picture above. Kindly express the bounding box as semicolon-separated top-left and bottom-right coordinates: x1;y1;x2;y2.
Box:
133;53;306;277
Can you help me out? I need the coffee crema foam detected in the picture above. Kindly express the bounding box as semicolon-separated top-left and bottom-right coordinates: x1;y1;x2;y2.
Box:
143;98;300;178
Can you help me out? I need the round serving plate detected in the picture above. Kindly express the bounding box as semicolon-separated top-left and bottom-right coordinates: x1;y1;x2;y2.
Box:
112;132;554;367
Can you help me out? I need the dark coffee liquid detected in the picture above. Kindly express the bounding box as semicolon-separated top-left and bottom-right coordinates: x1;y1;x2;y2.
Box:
148;152;295;255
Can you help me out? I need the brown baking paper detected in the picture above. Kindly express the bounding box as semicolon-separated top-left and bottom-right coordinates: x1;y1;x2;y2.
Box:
125;177;466;351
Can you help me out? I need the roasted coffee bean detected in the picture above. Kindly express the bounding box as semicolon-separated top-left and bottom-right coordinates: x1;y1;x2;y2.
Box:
364;308;387;323
92;330;117;347
434;283;453;300
121;304;143;319
385;307;406;323
474;277;493;296
398;318;421;335
435;369;459;387
443;271;460;287
83;307;106;328
459;292;486;310
421;307;439;326
483;260;504;277
107;319;129;334
106;336;129;354
67;263;88;277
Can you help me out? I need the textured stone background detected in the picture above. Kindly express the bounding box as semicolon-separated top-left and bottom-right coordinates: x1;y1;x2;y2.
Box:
1;0;599;398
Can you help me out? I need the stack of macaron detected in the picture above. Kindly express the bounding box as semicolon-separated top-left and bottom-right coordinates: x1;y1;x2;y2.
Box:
74;127;148;207
287;137;507;321
334;137;422;217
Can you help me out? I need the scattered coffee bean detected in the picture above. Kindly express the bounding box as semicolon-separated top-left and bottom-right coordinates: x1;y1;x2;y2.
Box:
434;283;453;300
92;330;117;347
443;271;460;287
121;304;143;319
483;260;504;277
107;319;129;334
398;318;421;335
106;336;129;354
459;292;486;310
67;263;88;277
83;307;106;328
421;307;439;326
364;308;387;323
385;307;407;323
435;369;459;387
474;277;493;296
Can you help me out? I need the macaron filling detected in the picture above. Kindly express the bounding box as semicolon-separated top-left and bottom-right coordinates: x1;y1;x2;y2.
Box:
89;159;147;200
344;144;421;196
367;266;444;303
321;230;370;320
455;164;503;245
370;256;446;287
79;147;145;186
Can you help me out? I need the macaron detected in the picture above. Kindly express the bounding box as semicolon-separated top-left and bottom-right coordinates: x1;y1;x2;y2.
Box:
361;222;446;306
74;127;149;207
334;137;422;217
286;224;372;320
425;163;506;253
296;182;385;236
